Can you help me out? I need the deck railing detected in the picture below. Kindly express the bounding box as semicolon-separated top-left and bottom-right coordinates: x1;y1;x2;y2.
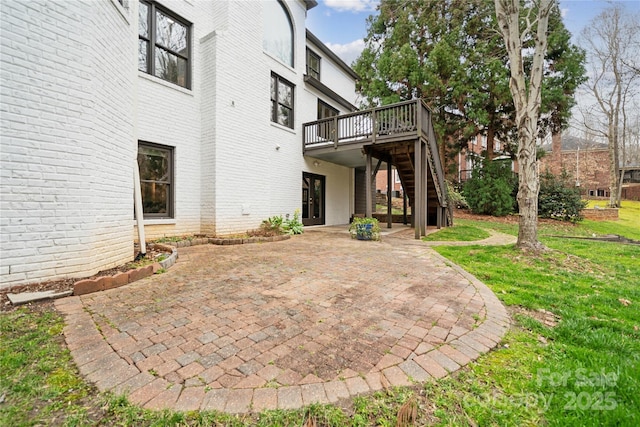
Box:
303;99;448;206
303;99;423;150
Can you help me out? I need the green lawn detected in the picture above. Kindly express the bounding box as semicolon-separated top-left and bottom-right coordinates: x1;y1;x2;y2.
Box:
582;200;640;240
422;224;491;242
1;202;639;426
431;201;640;426
375;203;408;215
0;309;95;426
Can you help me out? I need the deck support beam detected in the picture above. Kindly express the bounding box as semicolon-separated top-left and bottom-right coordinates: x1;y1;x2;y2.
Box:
414;139;422;239
387;159;392;228
366;149;372;218
421;138;427;237
403;191;408;225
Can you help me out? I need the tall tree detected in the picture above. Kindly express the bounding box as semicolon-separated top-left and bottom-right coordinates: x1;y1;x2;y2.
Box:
355;0;584;249
354;0;584;169
495;0;553;251
579;4;640;207
540;4;587;150
354;0;514;162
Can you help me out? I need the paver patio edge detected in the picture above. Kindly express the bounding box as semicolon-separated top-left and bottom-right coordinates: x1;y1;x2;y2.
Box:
54;235;510;415
429;250;511;351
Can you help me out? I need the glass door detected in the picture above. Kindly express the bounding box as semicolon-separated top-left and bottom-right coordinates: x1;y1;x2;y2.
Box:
302;172;325;226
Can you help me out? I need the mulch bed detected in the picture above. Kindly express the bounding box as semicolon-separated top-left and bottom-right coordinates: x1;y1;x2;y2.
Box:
1;244;170;312
453;209;561;225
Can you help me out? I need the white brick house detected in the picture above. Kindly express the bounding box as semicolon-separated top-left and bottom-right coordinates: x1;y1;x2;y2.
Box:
0;0;361;288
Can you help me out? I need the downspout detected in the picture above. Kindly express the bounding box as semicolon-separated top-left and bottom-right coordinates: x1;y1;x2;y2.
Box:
134;159;146;258
132;2;144;259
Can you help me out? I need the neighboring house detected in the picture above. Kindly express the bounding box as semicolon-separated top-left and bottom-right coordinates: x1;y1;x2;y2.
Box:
0;0;448;288
455;134;514;183
538;135;640;200
375;168;403;198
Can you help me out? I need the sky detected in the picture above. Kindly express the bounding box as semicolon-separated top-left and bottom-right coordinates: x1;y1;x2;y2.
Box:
306;0;640;66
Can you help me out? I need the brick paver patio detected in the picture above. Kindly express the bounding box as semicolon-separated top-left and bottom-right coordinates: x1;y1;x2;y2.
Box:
55;225;510;413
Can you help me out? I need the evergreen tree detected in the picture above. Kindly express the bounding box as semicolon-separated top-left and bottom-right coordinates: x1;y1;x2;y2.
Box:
463;157;517;216
354;0;585;161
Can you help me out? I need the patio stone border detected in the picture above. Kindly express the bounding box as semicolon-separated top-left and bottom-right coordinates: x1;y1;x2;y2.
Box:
208;235;291;245
169;235;290;248
73;244;178;296
8;234;293;304
55;240;510;414
71;236;291;297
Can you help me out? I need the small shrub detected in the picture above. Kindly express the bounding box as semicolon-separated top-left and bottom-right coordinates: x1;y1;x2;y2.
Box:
283;209;304;235
253;211;304;237
463;157;517;216
259;215;284;235
538;170;587;222
447;180;469;209
349;217;381;240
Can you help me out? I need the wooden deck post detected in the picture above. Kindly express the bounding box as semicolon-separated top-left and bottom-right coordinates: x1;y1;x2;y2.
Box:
366;149;372;218
332;115;339;149
387;159;392;228
421;138;427;237
403;191;408;225
414;139;422;239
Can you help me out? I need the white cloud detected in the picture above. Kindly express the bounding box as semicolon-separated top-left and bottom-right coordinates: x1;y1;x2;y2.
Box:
561;7;568;18
324;0;378;13
326;39;366;66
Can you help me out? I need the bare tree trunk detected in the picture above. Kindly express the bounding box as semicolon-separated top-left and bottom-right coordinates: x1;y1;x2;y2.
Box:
487;125;496;160
616;169;624;203
617;81;632;205
551;132;562;175
608;117;619;207
580;5;639;207
495;0;552;251
516;116;542;249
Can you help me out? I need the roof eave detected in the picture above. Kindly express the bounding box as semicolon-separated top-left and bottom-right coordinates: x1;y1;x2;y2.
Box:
306;30;360;80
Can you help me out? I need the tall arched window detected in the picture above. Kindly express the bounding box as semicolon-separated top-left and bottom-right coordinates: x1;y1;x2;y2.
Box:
263;0;293;66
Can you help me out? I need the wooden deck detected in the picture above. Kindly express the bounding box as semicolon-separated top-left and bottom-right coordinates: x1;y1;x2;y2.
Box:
303;99;450;237
304;100;422;150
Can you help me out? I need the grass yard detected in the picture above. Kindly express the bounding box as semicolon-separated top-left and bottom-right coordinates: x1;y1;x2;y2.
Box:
582;200;640;241
0;309;96;426
1;202;638;426
422;225;491;242
431;201;640;426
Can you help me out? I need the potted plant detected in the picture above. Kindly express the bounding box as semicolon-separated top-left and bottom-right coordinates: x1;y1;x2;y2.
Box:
349;217;381;241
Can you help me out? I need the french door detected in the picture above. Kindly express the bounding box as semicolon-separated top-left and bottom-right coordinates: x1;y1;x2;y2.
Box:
302;172;325;226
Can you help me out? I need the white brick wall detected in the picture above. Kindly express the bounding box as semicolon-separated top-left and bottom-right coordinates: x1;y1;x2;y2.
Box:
209;0;358;234
1;0;135;288
135;0;205;241
1;0;359;287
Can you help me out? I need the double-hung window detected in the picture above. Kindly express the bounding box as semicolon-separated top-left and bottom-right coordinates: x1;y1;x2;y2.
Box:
306;49;320;80
138;1;191;89
271;73;294;128
137;142;173;218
